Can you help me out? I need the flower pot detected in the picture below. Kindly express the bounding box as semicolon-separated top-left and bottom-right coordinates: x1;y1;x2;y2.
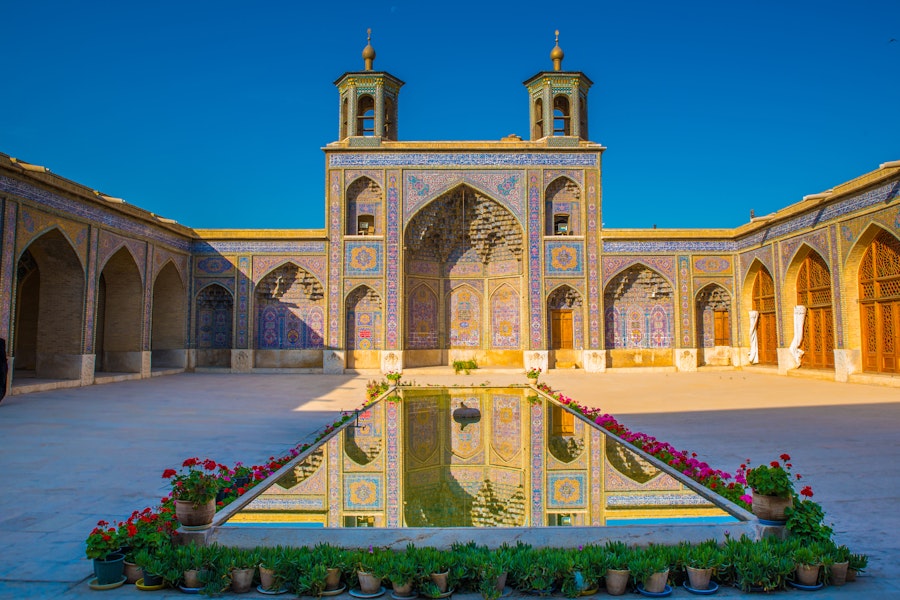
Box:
829;561;849;586
142;569;164;587
358;570;381;594
604;568;630;596
430;571;449;593
124;560;142;584
796;564;820;586
184;568;202;589
260;566;278;591
231;567;255;593
527;376;539;386
686;566;712;590
392;580;414;596
846;568;857;582
751;490;792;523
93;553;125;586
325;566;342;590
175;498;216;529
495;571;508;593
643;570;669;594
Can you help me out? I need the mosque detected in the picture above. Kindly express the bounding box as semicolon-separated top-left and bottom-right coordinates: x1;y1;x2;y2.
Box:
1;35;898;396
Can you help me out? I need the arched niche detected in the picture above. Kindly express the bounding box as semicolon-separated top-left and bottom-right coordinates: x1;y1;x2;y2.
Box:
254;263;324;368
783;247;834;370
547;284;584;368
603;264;674;367
96;247;143;373
346;176;383;236
151;261;187;369
740;260;778;365
695;283;732;366
544;177;581;236
851;227;900;373
345;285;383;369
195;283;234;368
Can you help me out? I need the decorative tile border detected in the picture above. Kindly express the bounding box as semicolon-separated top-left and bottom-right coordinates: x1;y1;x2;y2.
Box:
329;152;599;168
586;170;600;348
385;171;401;349
345;241;383;276
328;171;343;348
829;224;844;348
328;437;340;527
678;256;692;347
528;171;543;349
530;402;544;525
386;401;400;526
590;428;602;526
192;241;326;254
237;256;250;348
83;229;99;353
403;170;525;222
0;201;17;341
545;240;583;275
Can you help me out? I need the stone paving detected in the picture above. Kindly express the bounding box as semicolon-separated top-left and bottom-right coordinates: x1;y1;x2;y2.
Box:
0;369;897;598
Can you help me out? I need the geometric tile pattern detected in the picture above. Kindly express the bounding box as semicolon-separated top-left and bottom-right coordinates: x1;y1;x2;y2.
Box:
586;170;601;347
545;241;583;275
528;171;543;348
403;170;525;222
329;152;599;168
344;241;383;276
547;472;586;509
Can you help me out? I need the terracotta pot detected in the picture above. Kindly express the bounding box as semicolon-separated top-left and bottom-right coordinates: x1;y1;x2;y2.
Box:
184;568;202;588
430;571;449;593
686;566;712;590
751;491;792;522
495;571;508;593
260;566;278;591
829;561;849;586
392;580;414;597
604;568;630;596
175;498;216;529
231;567;255;593
358;570;382;594
846;568;857;582
643;570;669;594
123;560;142;584
325;566;342;590
796;564;820;586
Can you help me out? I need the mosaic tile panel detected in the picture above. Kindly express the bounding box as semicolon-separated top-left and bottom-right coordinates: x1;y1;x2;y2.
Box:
98;230;147;280
408;260;440;276
328;171;343;348
738;245;775;288
779;229;831;273
252;255;326;285
194;255;235;276
17;207;88;268
692;256;732;274
0;175;191;252
586;170;600;347
346;287;382;350
447;278;484;293
256;303;324;349
152;247;188;284
193;241;326;254
545;241;583;275
604;302;675;349
528;171;543;349
450;396;484;462
385;171;401;349
237;256;250;348
407;283;438;349
142;246;153;350
490;394;521;463
530;403;544;525
449;286;481;348
0;201;17;341
329;152;599;168
840;205;900;260
386;401;400;526
591;429;602;526
491;284;520;349
195;284;233;349
344;241;383;276
543;169;584;186
547;472;586;509
83;229;99;353
346;169;384;188
489;259;520;276
679;256;692;347
403;170;525;222
343;474;383;510
328;437;339;527
829;224;844;348
602;256;675;287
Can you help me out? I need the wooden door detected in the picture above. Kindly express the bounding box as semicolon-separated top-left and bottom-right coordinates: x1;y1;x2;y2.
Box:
797;252;834;369
752;269;778;365
551;310;573;349
714;310;730;346
860;232;900;373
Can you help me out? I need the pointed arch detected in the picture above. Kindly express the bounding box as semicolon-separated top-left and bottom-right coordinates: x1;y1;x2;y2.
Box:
547;284;584;351
784;246;834;370
195;283;233;367
851;226;900;373
544;176;581;236
406;283;439;350
17;224;86;271
447;283;481;348
13;229;85;380
151;261;186;368
490;283;520;349
254;262;324;351
603;264;673;350
345;284;383;352
346;176;383;236
695;283;732;365
844;223;898;351
741;261;778;365
96;247;143;373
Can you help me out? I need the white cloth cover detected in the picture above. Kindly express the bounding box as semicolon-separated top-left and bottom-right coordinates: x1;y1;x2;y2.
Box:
789;305;807;367
747;310;760;364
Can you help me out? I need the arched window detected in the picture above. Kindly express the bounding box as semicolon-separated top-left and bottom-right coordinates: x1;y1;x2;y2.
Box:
357;95;375;136
553;96;570;136
533;98;544;138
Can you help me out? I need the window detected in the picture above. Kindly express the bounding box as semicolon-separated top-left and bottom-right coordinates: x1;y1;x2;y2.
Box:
533;99;544;138
357;95;375;136
357;215;375;235
554;214;570;235
553;96;570;136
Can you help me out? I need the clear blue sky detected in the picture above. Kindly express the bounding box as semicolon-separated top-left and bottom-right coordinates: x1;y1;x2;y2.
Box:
3;0;898;230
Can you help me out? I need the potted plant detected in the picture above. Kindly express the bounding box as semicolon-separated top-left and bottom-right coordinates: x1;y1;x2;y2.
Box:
385;370;402;385
85;519;125;586
603;541;631;596
354;546;384;594
847;552;868;582
685;541;721;591
745;454;795;523
227;547;258;593
628;546;669;595
784;486;833;542
162;457;221;529
314;543;348;591
258;545;291;593
132;548;165;588
525;367;541;384
826;544;850;586
386;550;417;598
792;545;821;586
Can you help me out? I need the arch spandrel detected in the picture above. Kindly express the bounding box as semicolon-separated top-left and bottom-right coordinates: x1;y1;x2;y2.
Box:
402;171;525;224
17;222;87;272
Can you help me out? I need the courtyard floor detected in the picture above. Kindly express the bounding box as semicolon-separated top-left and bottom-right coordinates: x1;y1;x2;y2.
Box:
0;369;897;598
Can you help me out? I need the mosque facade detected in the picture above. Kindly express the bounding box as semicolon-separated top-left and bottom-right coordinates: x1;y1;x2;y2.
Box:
1;37;899;395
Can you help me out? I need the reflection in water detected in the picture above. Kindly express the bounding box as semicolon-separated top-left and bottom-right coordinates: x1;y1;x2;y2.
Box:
226;388;738;528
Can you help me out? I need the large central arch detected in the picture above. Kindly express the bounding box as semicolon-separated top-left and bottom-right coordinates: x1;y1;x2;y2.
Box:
404;185;524;367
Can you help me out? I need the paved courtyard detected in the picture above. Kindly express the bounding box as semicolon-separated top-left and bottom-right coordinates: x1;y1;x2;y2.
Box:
0;369;897;598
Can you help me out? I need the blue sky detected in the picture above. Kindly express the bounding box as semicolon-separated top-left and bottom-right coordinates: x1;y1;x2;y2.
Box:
3;0;898;230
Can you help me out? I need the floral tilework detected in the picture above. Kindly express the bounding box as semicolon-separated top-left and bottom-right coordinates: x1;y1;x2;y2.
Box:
602;256;675;287
528;171;543;349
679;256;691;347
586;170;600;347
343;474;383;510
329;152;599;168
0;201;16;340
403;170;525;222
385;171;401;349
530;402;544;525
491;284;520;348
545;241;583;275
328;171;342;348
345;242;383;276
386;401;400;526
547;473;587;509
236;256;250;348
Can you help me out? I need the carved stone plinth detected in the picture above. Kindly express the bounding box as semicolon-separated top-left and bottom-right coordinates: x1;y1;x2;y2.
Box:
524;351;548;375
675;348;698;372
833;349;861;383
582;350;607;373
323;350;345;374
231;349;253;373
381;351;402;374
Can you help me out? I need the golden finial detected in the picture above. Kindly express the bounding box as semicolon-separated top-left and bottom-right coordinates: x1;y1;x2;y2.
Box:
362;28;376;71
551;29;564;71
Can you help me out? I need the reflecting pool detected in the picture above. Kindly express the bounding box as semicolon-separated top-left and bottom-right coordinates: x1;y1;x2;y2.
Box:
224;387;739;529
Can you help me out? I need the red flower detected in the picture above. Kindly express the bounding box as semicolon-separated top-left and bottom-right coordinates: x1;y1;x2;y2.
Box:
796;474;802;480
780;453;791;461
203;459;217;471
770;461;780;468
800;485;814;498
162;469;177;479
183;457;199;468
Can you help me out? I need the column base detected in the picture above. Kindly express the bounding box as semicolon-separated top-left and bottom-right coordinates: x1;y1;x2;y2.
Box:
675;348;698;372
323;350;345;374
524;350;549;375
582;350;607;373
380;351;403;374
833;349;861;383
231;349;253;372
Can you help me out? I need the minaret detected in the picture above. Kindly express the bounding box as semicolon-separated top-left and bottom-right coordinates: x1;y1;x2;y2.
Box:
334;29;404;141
523;31;593;140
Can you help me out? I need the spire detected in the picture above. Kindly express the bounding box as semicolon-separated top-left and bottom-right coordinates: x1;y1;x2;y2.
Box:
550;30;564;71
362;28;376;71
